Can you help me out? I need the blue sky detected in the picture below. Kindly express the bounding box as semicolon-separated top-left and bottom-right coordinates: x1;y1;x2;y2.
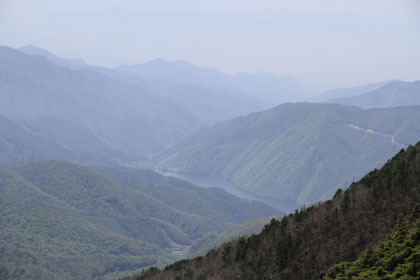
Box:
1;0;419;91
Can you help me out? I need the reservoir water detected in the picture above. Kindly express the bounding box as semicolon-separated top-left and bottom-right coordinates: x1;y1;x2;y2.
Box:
161;172;298;212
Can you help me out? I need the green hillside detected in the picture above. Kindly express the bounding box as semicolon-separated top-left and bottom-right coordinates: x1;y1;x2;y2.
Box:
325;204;420;280
157;103;420;207
0;161;279;279
133;142;420;280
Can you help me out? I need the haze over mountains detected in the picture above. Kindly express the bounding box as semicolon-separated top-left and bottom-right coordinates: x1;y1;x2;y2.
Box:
1;43;420;280
0;45;275;165
2;45;420;205
1;45;419;201
1;1;420;280
0;46;199;164
0;44;320;168
18;45;270;125
19;44;314;107
118;60;313;105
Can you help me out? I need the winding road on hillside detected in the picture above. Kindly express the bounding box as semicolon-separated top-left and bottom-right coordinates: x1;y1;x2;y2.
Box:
348;124;405;148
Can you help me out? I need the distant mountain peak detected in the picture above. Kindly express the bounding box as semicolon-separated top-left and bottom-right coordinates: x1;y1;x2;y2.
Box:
19;44;54;56
18;44;87;69
122;58;216;73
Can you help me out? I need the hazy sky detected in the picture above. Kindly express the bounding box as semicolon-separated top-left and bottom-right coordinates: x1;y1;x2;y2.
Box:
1;0;420;91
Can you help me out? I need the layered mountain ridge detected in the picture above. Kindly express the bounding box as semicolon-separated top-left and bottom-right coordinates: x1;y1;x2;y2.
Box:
117;59;313;106
0;45;271;166
325;80;420;108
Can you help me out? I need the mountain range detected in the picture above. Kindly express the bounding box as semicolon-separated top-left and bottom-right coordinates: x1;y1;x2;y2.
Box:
18;45;269;125
0;45;319;170
0;46;198;163
2;43;420;280
0;45;273;166
117;59;313;106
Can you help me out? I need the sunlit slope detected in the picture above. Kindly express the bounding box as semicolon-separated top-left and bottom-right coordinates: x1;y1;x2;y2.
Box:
158;103;420;205
0;161;279;279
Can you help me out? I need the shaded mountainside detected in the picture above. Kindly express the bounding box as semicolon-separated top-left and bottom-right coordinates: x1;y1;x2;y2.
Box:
157;102;420;208
0;161;280;280
132;142;420;280
326;80;420;109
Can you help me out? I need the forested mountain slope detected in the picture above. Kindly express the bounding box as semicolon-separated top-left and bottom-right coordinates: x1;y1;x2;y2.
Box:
0;161;279;279
158;103;420;207
325;204;420;279
132;142;420;280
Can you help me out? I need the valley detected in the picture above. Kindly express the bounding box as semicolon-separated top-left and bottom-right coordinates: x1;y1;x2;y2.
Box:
0;7;419;278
